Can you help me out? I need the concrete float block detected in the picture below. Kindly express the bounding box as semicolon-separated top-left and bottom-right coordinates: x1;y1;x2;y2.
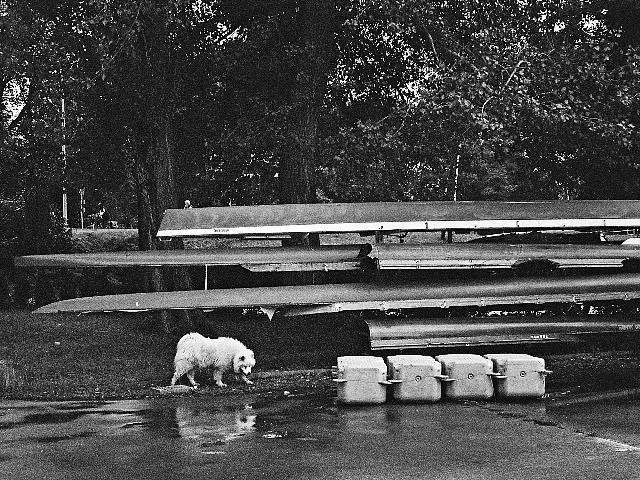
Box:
387;354;449;403
334;356;390;405
435;354;495;400
484;353;552;399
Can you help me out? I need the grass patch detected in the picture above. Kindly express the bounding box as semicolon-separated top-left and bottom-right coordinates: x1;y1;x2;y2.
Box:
2;308;640;401
0;311;173;400
0;309;371;400
71;228;139;252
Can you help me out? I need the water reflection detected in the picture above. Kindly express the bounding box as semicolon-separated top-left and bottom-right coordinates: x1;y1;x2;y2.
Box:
0;399;260;451
2;394;640;479
174;403;256;444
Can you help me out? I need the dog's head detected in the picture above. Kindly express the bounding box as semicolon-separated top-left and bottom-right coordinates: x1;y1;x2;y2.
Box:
233;349;255;377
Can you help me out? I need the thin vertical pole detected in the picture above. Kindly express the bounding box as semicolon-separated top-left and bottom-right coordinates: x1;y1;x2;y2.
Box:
453;154;461;202
79;188;85;229
61;98;68;226
448;153;461;244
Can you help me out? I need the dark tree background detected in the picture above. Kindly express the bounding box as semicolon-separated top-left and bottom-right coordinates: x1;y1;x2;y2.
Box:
2;0;640;325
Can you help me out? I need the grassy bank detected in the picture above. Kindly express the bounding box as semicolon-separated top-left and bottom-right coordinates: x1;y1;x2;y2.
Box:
0;309;371;400
2;309;640;401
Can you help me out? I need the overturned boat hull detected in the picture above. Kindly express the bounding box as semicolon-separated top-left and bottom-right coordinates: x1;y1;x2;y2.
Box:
34;272;640;315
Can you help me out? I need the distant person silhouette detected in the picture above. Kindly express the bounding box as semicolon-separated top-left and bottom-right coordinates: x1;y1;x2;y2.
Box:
184;200;192;209
97;204;110;228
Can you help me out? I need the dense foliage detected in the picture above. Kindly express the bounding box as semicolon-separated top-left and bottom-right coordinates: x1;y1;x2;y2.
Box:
2;0;640;248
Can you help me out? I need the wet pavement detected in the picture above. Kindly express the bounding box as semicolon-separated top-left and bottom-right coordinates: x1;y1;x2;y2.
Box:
1;392;640;480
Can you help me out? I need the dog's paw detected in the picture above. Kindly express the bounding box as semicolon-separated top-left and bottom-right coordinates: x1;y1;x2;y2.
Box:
216;381;228;387
244;379;254;385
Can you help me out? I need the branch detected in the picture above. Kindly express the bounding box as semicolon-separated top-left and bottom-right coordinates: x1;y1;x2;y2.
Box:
442;46;481;73
502;59;527;92
425;31;441;66
481;59;528;115
0;76;7;102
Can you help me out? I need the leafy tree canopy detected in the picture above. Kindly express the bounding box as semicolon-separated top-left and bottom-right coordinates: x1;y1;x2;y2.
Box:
1;0;639;234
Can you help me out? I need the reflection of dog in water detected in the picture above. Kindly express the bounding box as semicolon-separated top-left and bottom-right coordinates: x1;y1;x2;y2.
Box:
175;404;257;444
171;333;255;389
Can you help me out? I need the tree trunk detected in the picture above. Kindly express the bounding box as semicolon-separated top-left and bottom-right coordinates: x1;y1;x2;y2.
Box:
135;114;194;333
18;184;52;307
22;184;52;255
135;159;155;252
279;0;336;247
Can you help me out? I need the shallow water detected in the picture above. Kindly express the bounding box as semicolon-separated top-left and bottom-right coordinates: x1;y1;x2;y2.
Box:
1;393;639;479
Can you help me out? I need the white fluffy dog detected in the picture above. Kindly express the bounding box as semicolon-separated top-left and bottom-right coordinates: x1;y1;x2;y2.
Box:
170;333;255;389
